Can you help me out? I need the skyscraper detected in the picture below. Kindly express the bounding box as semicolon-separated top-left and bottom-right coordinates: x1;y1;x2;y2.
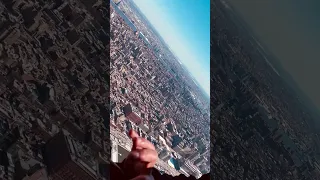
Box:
123;104;142;125
159;149;171;162
43;130;99;180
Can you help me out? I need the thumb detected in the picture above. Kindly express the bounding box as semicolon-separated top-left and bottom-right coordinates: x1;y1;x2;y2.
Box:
129;129;140;150
129;129;140;139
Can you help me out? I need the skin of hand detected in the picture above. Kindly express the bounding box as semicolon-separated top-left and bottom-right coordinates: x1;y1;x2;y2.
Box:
124;129;158;179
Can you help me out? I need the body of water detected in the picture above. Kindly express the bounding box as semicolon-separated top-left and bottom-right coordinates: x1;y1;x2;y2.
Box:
111;0;137;32
168;158;180;170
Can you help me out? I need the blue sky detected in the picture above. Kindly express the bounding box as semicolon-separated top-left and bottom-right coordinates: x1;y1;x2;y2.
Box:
132;0;210;96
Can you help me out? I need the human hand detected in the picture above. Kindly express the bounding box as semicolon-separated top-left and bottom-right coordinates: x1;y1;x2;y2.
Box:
123;129;158;178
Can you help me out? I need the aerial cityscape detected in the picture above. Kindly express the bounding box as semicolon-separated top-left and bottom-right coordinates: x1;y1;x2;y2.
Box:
211;0;320;179
110;0;210;179
2;0;319;179
0;0;110;179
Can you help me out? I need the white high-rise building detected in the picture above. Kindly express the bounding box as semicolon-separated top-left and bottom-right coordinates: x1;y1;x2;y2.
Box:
111;142;118;163
159;149;171;162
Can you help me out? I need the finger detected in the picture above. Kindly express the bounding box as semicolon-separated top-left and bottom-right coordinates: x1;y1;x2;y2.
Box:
130;130;140;150
127;149;158;164
135;138;156;150
146;161;157;168
129;129;140;139
132;137;138;151
139;149;158;164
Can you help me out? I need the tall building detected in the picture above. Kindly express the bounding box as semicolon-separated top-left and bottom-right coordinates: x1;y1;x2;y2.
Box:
0;150;14;180
180;160;202;179
194;157;207;167
173;143;185;155
117;145;130;163
123;104;142;125
159;149;171;162
138;123;149;133
171;135;183;148
9;149;46;180
24;168;48;180
43;130;99;180
113;0;122;5
111;142;118;163
188;152;201;163
200;148;210;157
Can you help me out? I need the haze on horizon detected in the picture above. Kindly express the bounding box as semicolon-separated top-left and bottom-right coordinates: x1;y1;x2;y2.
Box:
132;0;210;97
226;0;320;111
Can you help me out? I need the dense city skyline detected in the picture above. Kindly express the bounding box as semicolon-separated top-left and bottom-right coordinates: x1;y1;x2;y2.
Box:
226;0;320;111
110;0;210;177
2;0;320;179
133;0;210;96
212;0;320;179
0;0;109;179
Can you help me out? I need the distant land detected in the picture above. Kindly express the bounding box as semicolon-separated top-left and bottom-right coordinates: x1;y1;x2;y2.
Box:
222;0;320;130
129;0;210;100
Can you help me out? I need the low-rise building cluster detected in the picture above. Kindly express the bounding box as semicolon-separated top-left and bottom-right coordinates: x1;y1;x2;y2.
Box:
0;0;110;179
110;1;210;177
211;1;320;180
